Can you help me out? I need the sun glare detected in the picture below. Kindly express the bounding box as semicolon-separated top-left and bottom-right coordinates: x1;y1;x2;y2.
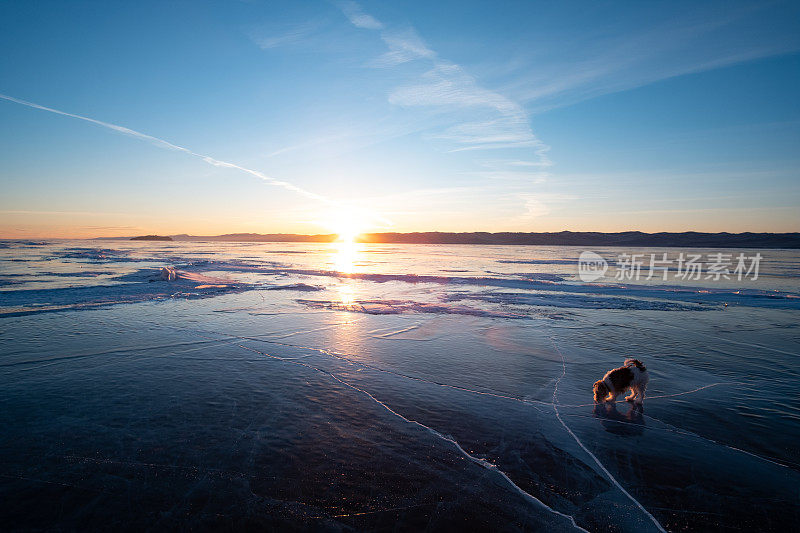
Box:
328;211;367;244
324;209;371;274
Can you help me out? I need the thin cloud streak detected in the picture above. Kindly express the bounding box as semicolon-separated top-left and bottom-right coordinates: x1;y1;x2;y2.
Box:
527;48;798;115
0;92;396;230
251;21;322;49
264;133;353;158
370;27;435;67
0;209;132;217
508;5;800;114
0;93;332;205
337;1;383;30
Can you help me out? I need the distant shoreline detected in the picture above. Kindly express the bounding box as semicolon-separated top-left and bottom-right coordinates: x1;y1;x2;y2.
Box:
90;231;800;249
130;235;173;241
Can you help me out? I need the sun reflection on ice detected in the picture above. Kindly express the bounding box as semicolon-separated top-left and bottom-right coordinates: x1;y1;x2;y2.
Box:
321;208;372;306
337;282;356;306
333;239;361;274
332;241;361;307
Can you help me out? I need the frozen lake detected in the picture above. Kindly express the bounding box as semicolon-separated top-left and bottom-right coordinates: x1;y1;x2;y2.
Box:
1;240;798;531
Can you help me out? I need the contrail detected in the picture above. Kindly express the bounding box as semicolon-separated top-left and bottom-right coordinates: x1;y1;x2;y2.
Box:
0;93;343;209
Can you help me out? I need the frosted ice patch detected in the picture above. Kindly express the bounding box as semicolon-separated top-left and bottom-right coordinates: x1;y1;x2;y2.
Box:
296;298;530;319
265;283;325;291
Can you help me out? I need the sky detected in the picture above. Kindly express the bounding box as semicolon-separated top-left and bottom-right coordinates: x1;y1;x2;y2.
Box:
1;0;799;238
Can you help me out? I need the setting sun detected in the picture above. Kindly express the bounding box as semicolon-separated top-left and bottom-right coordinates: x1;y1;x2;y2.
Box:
320;208;372;243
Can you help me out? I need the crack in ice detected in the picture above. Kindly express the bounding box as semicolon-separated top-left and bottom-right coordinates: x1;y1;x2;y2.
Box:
229;341;589;531
561;382;742;408
641;320;799;357
549;336;668;533
639;412;797;470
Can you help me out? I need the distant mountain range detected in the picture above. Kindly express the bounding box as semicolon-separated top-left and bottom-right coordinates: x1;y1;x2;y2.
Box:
105;231;800;248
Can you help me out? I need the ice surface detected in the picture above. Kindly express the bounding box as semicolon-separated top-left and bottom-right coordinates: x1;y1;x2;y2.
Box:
1;240;798;531
296;298;531;318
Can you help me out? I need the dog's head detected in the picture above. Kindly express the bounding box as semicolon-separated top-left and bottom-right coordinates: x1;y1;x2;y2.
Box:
592;380;608;403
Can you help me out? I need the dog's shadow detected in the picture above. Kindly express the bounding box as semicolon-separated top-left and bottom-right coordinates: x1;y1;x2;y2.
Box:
593;402;645;436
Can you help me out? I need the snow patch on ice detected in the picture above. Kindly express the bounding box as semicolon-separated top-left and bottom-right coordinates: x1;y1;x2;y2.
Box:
498;259;577;265
296;299;530;319
0;267;247;317
265;283;325;292
449;290;705;311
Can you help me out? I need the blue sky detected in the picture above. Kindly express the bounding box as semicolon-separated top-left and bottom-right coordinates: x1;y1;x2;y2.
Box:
1;0;798;237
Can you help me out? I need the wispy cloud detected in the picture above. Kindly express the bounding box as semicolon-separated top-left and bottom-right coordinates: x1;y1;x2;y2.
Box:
514;193;577;222
507;160;545;167
337;3;551;166
337;1;383;30
370;27;434;67
504;4;800;113
519;195;551;218
264;133;352;158
0;209;130;216
251;20;322;49
464;170;549;183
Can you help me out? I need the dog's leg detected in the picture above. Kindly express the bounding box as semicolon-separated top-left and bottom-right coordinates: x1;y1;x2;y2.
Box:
636;384;647;405
625;387;636;402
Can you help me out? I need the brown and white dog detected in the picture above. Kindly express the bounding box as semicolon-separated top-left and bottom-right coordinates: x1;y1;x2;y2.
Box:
592;359;648;406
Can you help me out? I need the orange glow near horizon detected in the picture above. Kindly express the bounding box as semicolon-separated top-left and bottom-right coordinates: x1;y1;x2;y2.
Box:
3;206;798;239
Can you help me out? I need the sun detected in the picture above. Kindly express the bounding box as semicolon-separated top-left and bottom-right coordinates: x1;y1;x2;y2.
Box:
324;209;369;243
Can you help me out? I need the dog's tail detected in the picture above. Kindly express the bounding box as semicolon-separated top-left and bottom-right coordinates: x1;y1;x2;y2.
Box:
624;358;646;371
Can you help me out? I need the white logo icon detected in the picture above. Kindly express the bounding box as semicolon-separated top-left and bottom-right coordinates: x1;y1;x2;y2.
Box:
578;251;608;282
